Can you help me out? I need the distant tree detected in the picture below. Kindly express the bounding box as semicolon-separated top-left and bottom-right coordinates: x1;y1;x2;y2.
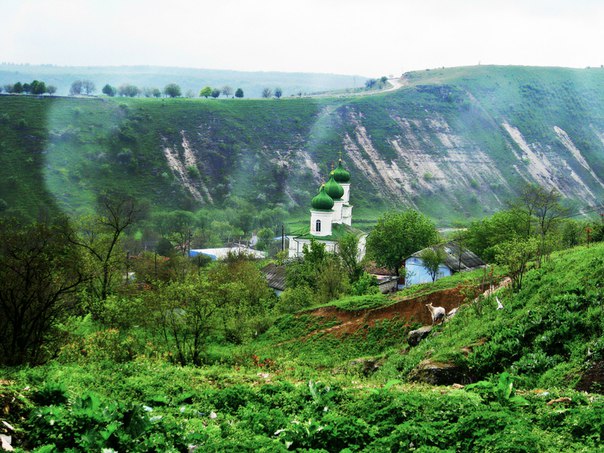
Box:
69;80;83;95
102;84;116;97
32;80;47;95
13;82;23;94
199;86;212;98
221;85;233;98
494;237;539;291
141;87;154;97
235;87;244;98
118;84;140;97
274;87;283;98
380;76;388;84
0;218;86;366
365;79;377;89
262;87;272;98
164;83;182;98
366;209;439;276
185;89;195;98
0;85;3;94
82;79;95;95
46;85;57;95
3;84;14;93
152;88;162;98
211;88;221;98
22;83;31;94
420;246;447;282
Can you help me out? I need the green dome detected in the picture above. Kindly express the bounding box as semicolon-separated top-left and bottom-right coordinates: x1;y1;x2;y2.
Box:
333;160;350;183
324;173;344;200
311;185;334;210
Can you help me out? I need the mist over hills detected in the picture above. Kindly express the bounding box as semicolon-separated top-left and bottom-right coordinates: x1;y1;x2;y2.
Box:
1;65;603;225
0;63;368;98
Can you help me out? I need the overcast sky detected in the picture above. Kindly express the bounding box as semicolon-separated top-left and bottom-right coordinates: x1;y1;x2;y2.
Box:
2;0;603;77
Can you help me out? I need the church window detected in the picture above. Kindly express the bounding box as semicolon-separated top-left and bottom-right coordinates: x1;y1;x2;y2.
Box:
316;219;321;232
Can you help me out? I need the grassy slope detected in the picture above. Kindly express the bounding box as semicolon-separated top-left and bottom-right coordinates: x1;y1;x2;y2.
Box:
1;243;603;451
2;65;604;224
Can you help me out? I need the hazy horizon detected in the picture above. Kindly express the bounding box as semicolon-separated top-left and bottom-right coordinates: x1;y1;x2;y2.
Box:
2;0;603;77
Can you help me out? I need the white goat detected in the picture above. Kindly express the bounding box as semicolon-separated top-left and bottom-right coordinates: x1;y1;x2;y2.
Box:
496;296;504;310
425;303;446;325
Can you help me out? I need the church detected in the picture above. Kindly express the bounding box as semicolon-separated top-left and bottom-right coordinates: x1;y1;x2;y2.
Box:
287;159;367;258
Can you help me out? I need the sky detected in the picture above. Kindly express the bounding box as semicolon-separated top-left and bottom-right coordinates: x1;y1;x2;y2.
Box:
2;0;603;77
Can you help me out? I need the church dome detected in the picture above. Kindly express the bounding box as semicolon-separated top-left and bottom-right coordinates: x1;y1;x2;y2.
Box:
324;173;344;200
311;185;334;211
333;159;350;183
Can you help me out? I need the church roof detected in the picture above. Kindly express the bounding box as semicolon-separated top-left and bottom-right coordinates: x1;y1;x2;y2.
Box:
290;223;366;241
324;173;344;200
333;159;350;183
311;185;334;211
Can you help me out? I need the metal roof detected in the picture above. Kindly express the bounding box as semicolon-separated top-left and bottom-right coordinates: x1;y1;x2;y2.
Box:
261;263;287;291
410;241;485;272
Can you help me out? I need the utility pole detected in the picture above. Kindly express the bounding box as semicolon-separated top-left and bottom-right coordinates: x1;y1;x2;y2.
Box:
281;224;285;252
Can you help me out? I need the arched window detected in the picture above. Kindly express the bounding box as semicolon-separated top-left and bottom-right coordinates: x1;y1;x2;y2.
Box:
315;219;321;232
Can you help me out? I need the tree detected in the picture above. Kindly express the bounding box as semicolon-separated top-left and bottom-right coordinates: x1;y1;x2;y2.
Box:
152;88;162;98
0;218;86;365
420;246;447;282
69;80;83;95
338;233;363;282
118;84;140;97
22;83;31;94
164;83;182;98
13;82;23;94
3;84;14;93
494;237;539;291
262;88;273;98
274;87;283;98
199;86;212;98
221;85;233;98
46;85;57;95
69;194;141;304
102;84;116;97
235;87;244;98
81;79;95;95
366;209;439;275
211;88;221;98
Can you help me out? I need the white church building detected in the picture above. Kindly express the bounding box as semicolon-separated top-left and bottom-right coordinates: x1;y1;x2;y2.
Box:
287;159;367;258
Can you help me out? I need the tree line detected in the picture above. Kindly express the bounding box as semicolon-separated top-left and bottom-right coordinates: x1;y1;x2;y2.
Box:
1;79;57;95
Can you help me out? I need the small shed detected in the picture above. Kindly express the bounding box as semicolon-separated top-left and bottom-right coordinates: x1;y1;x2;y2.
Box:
261;263;286;296
404;241;485;286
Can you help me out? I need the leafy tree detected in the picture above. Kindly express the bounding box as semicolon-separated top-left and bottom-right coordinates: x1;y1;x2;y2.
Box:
274;87;283;98
262;87;272;98
102;84;116;97
235;87;244;98
221;85;233;98
13;82;23;94
275;286;314;313
494;237;539;291
464;209;529;262
118;84;140;97
3;84;14;93
152;88;162;98
150;274;222;365
338;233;363;282
69;80;83;95
46;85;57;95
316;255;349;304
22;83;31;93
31;80;46;95
164;83;182;98
366;209;439;275
0;218;85;365
420;246;447;282
81;79;95;95
211;88;221;98
199;86;212;98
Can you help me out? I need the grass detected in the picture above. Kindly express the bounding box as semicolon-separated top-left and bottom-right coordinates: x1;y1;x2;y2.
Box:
2;65;604;225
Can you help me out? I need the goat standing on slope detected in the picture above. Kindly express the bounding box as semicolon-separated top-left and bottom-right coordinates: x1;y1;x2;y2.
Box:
425;303;446;325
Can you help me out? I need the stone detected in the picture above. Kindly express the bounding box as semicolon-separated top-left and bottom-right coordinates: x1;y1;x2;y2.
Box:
408;359;467;385
407;325;433;346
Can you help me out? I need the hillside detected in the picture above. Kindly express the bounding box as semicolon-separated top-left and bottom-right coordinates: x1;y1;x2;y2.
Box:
1;244;602;451
1;65;604;224
0;63;367;98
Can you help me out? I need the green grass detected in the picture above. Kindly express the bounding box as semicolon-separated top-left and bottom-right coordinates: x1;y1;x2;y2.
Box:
2;65;604;224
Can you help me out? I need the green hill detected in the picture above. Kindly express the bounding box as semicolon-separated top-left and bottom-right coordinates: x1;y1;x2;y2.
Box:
1;65;604;224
